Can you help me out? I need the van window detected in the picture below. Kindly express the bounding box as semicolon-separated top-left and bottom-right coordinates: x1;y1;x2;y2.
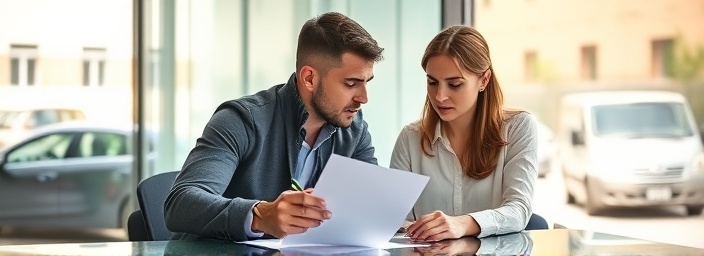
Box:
592;102;693;138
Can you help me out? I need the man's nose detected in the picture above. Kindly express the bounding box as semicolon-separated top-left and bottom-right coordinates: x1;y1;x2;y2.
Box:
354;85;368;104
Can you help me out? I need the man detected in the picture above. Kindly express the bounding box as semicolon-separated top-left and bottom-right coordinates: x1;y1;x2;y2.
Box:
164;12;384;241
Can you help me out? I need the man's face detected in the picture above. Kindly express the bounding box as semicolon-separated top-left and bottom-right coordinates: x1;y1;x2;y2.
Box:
310;53;374;128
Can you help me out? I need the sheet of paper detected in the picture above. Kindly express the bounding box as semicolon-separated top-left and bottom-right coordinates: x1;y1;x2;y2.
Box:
280;154;430;248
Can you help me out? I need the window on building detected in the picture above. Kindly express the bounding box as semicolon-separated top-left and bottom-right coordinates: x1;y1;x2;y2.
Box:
10;44;38;86
524;50;538;82
82;47;107;86
652;38;674;78
581;45;597;80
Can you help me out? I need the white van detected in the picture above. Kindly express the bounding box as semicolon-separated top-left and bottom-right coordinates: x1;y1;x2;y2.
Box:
558;91;704;215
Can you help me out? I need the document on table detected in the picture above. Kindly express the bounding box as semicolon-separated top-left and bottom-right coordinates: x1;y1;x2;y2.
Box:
240;154;430;249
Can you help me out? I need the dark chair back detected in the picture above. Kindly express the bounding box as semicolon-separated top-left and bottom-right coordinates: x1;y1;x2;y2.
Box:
525;213;549;230
127;209;148;241
128;171;179;241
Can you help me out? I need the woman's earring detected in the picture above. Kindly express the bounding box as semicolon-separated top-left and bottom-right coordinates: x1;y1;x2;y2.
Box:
479;88;485;92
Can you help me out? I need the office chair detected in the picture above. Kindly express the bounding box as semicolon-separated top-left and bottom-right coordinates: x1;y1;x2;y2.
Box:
525;213;549;230
127;171;179;241
127;209;148;241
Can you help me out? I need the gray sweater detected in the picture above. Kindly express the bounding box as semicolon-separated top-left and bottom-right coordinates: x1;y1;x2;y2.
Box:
164;73;377;241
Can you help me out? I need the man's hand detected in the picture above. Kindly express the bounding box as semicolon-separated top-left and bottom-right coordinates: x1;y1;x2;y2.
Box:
405;211;479;242
251;189;331;238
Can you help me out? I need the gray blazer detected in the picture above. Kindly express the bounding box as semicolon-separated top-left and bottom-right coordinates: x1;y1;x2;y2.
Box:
164;73;377;241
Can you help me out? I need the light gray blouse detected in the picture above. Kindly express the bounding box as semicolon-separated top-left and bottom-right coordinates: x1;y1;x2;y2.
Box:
390;112;538;238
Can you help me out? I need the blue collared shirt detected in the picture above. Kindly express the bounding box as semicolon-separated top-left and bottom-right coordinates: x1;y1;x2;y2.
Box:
244;125;335;237
293;125;335;188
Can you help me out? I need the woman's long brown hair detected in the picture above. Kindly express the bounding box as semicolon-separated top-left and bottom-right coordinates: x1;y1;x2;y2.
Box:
420;25;515;180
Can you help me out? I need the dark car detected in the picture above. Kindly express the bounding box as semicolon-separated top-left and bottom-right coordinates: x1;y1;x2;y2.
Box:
0;121;140;230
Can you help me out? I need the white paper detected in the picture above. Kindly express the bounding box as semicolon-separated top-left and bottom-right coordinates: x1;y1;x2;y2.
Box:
279;154;430;248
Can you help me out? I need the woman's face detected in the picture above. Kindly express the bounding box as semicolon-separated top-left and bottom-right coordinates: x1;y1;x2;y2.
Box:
425;54;486;123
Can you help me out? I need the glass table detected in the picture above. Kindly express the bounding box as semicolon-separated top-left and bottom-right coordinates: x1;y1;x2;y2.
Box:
0;229;701;255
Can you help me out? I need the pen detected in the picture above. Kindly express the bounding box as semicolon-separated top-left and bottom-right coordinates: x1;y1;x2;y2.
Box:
291;178;303;191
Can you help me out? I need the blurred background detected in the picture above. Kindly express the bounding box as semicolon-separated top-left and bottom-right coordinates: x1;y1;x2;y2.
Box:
0;0;702;249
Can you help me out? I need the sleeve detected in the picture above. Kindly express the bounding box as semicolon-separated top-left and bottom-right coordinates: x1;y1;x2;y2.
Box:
244;204;264;238
469;113;539;238
389;127;412;172
389;127;415;221
164;104;258;241
351;111;378;165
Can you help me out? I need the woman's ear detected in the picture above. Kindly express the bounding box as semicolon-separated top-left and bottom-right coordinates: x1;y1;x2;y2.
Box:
482;69;492;86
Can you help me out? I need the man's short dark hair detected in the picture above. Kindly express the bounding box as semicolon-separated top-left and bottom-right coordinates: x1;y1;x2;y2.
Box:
296;12;384;75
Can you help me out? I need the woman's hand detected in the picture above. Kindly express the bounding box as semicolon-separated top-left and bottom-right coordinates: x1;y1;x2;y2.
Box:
405;211;480;242
412;236;480;255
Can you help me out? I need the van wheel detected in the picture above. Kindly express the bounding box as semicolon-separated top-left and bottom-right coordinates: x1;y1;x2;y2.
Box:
585;179;603;216
686;205;703;216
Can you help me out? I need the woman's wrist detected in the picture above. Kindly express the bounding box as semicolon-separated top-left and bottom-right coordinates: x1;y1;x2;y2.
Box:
461;215;480;236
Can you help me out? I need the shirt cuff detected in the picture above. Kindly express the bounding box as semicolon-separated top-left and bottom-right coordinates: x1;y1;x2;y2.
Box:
468;211;498;238
244;203;264;238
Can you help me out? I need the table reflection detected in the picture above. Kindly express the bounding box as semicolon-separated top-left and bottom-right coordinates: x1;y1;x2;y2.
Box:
399;232;532;256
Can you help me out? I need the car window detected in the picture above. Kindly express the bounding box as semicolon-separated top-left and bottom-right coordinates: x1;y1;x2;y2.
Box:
27;110;60;128
6;133;74;163
59;110;85;121
78;132;128;157
0;111;20;128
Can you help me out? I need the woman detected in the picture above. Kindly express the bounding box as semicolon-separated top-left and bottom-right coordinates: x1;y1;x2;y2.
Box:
390;25;538;241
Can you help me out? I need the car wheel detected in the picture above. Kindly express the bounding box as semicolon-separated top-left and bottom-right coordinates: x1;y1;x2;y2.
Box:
686;205;703;216
120;199;132;238
585;179;603;216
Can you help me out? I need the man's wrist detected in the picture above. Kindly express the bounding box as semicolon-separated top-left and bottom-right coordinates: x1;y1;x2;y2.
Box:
251;201;266;233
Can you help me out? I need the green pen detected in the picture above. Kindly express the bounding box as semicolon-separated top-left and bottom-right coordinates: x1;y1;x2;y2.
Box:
291;178;304;191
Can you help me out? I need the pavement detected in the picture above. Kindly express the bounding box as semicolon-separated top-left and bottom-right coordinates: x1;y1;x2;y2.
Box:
0;227;127;246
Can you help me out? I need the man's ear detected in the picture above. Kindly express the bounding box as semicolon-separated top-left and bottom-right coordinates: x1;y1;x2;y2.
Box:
298;66;317;92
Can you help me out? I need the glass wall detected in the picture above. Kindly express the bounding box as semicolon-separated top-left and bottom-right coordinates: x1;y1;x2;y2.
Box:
139;0;442;177
0;0;134;241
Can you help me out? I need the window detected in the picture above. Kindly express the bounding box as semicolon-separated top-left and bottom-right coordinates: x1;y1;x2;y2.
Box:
82;47;107;86
78;132;128;157
58;109;86;121
592;103;692;138
27;110;60;128
524;50;538;82
10;44;38;86
581;45;597;80
652;38;674;78
7;133;74;163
